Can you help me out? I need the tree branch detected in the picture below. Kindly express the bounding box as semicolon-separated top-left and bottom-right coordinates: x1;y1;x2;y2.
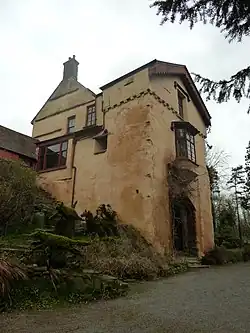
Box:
192;66;250;112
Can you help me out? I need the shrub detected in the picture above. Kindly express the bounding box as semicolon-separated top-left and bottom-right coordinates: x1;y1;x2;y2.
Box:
0;159;56;236
201;246;243;265
243;244;250;262
201;246;230;265
4;269;128;311
88;254;159;280
228;249;243;263
221;237;241;249
81;225;168;281
81;204;119;237
0;259;27;308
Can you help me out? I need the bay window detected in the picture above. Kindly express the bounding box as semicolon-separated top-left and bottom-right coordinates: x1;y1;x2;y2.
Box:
172;121;198;163
175;128;196;162
37;141;68;171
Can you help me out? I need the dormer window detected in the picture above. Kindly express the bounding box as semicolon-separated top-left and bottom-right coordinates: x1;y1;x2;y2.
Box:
86;104;96;127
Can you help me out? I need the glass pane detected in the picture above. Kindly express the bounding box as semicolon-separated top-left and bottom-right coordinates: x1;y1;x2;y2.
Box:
179;129;185;137
177;139;187;157
87;105;96;126
69;117;75;127
60;150;67;165
45;143;60;169
62;141;68;151
47;143;60;153
91;113;96;124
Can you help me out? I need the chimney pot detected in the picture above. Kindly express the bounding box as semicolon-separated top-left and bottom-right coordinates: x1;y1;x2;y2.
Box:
63;55;79;80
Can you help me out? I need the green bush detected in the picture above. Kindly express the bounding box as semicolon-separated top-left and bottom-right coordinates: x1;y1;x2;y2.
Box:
3;270;128;312
81;204;119;237
0;159;56;236
201;246;243;265
227;249;243;263
243;244;250;262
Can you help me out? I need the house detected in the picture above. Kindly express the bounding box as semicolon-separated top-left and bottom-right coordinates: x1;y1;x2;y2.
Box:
0;125;37;167
32;55;214;256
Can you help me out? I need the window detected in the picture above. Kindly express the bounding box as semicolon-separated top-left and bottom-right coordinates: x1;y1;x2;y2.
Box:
177;91;185;118
94;129;108;154
37;141;68;171
86;104;96;126
175;128;196;163
67;116;75;133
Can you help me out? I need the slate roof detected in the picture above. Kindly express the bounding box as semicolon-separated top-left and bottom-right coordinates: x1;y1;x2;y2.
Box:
0;125;37;160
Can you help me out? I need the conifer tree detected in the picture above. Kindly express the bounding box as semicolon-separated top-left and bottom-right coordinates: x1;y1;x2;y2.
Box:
242;141;250;209
227;165;245;245
151;0;250;112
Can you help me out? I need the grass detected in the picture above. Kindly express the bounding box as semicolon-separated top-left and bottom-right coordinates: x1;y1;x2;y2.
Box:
0;234;30;249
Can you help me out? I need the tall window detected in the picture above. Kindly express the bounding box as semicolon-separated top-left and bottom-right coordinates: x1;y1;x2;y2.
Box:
177;91;185;118
67;116;76;133
37;141;68;171
175;128;196;163
86;104;96;126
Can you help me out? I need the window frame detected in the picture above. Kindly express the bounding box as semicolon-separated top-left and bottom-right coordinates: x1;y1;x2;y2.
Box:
177;90;185;119
67;115;76;133
175;128;196;163
86;104;96;127
37;140;68;171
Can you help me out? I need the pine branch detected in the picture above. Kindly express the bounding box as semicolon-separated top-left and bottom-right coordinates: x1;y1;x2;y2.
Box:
151;0;250;41
192;66;250;112
151;0;250;110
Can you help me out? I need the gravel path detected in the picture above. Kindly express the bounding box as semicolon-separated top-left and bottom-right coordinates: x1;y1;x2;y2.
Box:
1;263;250;333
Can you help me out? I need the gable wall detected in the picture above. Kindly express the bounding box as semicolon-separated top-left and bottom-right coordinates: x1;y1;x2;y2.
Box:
150;75;207;167
32;94;103;141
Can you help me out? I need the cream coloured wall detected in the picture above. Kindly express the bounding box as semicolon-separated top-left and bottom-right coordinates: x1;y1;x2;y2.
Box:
35;87;95;122
73;95;157;246
149;75;214;253
32;94;103;141
102;68;150;109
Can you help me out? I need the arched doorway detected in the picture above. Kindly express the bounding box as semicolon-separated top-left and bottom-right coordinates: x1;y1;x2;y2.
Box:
172;198;197;255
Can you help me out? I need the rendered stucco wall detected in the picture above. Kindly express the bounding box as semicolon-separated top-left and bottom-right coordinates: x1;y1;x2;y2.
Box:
33;67;214;255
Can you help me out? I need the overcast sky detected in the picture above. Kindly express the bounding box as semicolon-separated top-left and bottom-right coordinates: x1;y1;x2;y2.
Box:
0;0;249;170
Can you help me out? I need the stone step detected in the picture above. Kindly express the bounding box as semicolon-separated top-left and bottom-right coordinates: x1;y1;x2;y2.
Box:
188;264;210;269
175;256;201;264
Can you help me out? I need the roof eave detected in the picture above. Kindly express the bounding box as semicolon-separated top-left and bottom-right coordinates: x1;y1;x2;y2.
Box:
99;59;157;91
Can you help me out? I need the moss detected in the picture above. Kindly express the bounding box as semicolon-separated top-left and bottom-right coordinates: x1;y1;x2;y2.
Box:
30;231;90;248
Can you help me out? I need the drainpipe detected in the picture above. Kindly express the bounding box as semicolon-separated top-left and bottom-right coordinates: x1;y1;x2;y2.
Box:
102;100;105;128
70;138;77;208
71;166;77;208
